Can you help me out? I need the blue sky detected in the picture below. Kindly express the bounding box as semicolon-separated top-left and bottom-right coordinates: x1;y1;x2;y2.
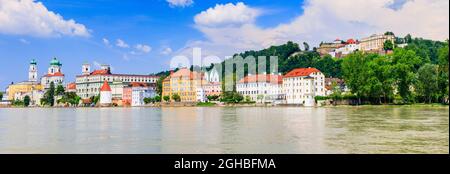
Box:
0;0;448;90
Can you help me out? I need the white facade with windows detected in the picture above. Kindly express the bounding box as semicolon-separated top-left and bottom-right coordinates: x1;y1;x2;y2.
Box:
236;74;283;103
283;68;326;106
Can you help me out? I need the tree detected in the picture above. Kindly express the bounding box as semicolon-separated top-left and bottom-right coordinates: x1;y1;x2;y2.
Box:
92;95;100;105
156;75;167;96
42;82;55;106
0;92;3;100
437;42;449;103
220;91;244;103
257;94;264;103
23;95;30;107
342;52;371;104
384;31;395;36
405;34;412;43
55;85;65;96
391;48;422;103
163;95;170;102
415;64;439;103
154;95;161;102
383;40;394;52
172;94;181;102
143;97;153;104
303;42;310;51
245;96;252;102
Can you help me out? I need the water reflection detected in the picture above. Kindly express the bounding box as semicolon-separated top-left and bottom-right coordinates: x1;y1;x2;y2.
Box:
0;106;448;154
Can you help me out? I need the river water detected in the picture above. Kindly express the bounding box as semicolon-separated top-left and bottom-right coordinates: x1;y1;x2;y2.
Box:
0;106;448;154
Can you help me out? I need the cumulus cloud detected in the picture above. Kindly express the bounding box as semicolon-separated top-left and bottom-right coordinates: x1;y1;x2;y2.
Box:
194;2;261;27
167;0;193;8
116;39;129;48
182;0;449;59
0;0;90;37
135;44;152;53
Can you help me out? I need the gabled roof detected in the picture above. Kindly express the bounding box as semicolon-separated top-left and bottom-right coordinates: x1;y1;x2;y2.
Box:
284;68;321;78
100;81;111;92
238;74;282;84
91;69;111;75
66;83;76;90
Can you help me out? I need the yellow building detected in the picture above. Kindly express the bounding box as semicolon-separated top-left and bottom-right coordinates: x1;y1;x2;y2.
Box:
162;68;205;102
359;34;395;53
7;81;44;101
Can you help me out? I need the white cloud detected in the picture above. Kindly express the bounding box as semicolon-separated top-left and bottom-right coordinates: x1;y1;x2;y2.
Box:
167;0;193;8
183;0;449;59
194;2;261;27
0;0;90;37
102;38;110;46
135;44;152;53
161;47;173;55
19;38;30;44
116;39;129;48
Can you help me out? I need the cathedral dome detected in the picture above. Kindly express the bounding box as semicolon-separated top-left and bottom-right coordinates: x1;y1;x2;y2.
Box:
30;59;37;65
50;57;62;66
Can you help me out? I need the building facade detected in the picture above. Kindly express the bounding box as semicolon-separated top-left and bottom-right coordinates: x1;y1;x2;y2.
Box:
7;60;44;101
130;82;156;106
99;81;112;106
359;34;395;53
283;68;326;106
75;63;158;99
236;74;283;103
41;58;65;89
162;68;205;102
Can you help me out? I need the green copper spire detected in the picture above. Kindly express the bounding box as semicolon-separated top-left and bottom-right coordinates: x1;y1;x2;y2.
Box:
50;57;62;66
30;59;37;65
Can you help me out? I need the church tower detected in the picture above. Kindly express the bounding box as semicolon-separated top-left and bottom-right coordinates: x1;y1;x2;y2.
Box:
82;63;91;75
29;59;38;82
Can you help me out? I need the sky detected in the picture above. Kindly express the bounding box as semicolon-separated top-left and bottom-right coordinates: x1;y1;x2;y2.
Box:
0;0;449;90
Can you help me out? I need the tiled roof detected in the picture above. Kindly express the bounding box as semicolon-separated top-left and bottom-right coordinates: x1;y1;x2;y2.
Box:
171;68;204;80
129;82;148;87
43;72;64;77
66;83;76;90
91;69;111;75
100;81;111;92
238;74;282;84
284;68;321;78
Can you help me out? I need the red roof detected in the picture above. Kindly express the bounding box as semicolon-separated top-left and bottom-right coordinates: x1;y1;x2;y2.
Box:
238;74;282;84
130;82;148;87
44;72;64;77
66;83;76;90
284;68;321;78
346;39;356;44
100;81;111;91
91;69;111;75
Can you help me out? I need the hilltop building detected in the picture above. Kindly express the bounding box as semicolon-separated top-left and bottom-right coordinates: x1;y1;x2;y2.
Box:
359;33;395;54
75;63;158;99
41;58;65;89
283;68;325;106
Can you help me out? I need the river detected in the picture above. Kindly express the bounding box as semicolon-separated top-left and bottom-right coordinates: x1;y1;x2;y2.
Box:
0;106;448;154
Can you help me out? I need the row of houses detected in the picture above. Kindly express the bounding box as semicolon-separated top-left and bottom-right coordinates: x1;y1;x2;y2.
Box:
162;67;338;107
1;59;159;107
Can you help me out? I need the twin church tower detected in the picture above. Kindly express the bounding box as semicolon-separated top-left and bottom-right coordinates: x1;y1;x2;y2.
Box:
27;58;65;89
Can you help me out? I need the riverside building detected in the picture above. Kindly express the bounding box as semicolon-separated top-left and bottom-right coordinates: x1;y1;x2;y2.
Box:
283;68;326;106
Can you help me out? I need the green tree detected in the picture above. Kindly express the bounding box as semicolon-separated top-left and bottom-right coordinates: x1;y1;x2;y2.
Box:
383;40;394;51
23;95;30;107
163;95;170;102
342;52;371;104
415;64;439;103
172;94;181;102
154;95;161;102
156;75;167;96
245;96;252;102
391;48;422;103
143;97;153;104
42;82;55;106
0;92;3;100
55;85;65;96
257;94;264;103
303;42;310;51
437;42;449;103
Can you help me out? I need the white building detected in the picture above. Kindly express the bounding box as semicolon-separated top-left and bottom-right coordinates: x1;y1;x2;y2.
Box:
360;34;395;52
236;74;283;103
76;63;158;99
283;68;326;106
41;58;65;89
331;39;360;58
29;59;38;82
196;87;206;102
99;81;112;106
130;82;156;107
